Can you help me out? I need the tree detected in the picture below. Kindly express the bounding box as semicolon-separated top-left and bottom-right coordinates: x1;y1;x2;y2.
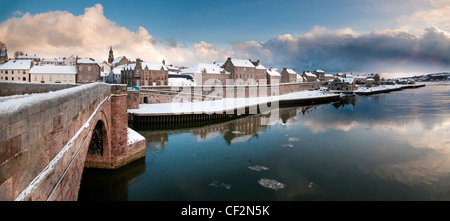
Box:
14;51;24;58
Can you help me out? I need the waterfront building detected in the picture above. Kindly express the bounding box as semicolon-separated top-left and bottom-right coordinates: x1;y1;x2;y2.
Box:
0;59;33;82
314;69;325;81
122;59;168;87
29;65;77;84
302;71;318;82
222;57;267;85
76;58;102;84
41;55;76;66
181;62;229;85
328;77;358;91
281;67;297;83
266;68;281;85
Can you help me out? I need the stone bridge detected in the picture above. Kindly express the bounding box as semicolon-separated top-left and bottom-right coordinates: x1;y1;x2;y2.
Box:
0;82;146;201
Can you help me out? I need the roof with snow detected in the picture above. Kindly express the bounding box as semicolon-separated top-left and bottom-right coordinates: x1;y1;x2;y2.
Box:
17;55;40;60
286;69;297;74
77;58;97;64
29;65;76;74
315;69;324;73
303;71;316;77
267;69;281;76
0;60;32;70
42;58;64;62
112;56;125;65
141;62;168;71
230;58;255;68
181;63;228;74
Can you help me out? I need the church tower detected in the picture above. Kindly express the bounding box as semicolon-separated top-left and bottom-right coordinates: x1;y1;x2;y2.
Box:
108;46;114;64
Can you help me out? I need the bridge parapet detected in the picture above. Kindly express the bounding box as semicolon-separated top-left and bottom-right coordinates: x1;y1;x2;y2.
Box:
0;82;145;201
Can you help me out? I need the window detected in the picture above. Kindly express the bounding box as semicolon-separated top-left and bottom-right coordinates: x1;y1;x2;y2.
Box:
23;77;26;81
12;77;14;80
34;76;37;81
88;66;91;71
79;66;82;71
23;71;26;74
5;77;7;80
5;70;7;74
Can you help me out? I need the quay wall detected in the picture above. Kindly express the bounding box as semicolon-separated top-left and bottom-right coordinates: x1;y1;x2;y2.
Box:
136;82;325;105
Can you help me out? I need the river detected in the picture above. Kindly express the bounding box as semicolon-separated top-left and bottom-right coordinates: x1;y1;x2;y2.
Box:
78;82;450;201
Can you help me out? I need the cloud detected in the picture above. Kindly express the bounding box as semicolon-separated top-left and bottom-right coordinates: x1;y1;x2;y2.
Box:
0;4;225;66
1;3;449;75
230;26;450;75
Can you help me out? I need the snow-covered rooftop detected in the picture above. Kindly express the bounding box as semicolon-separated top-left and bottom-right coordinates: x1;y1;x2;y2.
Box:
267;69;281;76
77;58;96;64
255;63;266;70
304;71;316;77
29;65;76;74
286;69;297;74
17;55;40;59
0;60;32;70
315;70;325;73
230;59;255;68
141;62;168;71
112;56;125;65
42;58;64;62
181;63;227;74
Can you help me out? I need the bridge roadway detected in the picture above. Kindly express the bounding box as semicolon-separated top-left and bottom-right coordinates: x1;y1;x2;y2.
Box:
0;82;145;201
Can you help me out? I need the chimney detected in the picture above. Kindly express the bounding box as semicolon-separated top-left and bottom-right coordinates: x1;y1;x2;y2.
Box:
162;59;166;65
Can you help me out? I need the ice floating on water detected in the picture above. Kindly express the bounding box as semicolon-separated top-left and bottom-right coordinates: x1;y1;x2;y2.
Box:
209;181;231;189
288;137;300;142
281;144;294;148
258;178;286;191
308;182;317;188
248;165;270;171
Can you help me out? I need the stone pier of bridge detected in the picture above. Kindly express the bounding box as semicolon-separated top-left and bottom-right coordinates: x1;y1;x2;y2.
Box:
0;82;146;201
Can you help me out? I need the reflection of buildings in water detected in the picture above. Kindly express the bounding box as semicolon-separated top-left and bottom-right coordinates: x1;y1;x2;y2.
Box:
139;131;169;148
332;96;356;110
191;116;267;145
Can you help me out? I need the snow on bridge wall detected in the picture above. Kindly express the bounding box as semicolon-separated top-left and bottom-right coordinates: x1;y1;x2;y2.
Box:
0;82;145;201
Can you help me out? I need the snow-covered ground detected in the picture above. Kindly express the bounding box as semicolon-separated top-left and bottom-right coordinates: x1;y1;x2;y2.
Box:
128;90;337;115
127;127;145;145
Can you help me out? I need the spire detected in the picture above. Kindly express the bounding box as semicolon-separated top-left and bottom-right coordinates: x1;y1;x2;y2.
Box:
108;45;114;64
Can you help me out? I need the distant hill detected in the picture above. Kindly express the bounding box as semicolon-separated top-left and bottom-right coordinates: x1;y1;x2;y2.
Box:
396;72;450;82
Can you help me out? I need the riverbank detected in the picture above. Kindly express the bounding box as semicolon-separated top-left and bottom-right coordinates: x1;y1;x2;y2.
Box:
128;90;340;123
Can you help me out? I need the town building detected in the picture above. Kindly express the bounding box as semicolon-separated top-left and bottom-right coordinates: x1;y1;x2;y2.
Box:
121;59;168;87
29;65;77;84
180;63;229;85
266;68;281;85
76;58;101;84
302;71;317;82
313;69;325;81
16;54;40;66
280;67;297;83
41;55;76;66
222;58;266;85
328;77;358;91
0;59;33;82
0;42;7;64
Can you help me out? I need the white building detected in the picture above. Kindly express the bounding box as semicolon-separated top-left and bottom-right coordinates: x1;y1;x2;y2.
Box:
29;65;77;84
0;60;33;82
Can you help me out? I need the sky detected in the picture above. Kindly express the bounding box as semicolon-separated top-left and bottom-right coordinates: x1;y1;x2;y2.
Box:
1;0;450;77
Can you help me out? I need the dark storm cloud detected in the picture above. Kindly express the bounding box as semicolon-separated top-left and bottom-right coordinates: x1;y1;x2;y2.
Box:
232;27;450;74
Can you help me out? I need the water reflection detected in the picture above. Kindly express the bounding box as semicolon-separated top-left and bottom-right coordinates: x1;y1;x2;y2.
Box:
78;83;450;200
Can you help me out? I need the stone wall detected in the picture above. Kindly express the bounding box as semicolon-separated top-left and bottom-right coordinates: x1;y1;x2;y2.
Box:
136;82;325;105
0;83;111;200
0;82;77;96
